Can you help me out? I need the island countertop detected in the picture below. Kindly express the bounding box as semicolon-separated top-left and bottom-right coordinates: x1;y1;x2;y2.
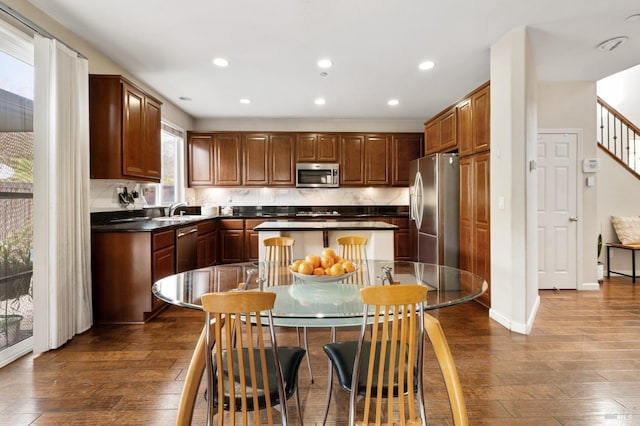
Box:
253;220;398;231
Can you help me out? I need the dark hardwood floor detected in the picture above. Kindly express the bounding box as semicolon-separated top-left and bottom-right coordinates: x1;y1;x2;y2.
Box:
0;276;638;425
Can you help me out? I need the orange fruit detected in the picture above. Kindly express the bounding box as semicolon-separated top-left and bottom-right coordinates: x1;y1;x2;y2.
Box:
320;255;335;269
297;261;313;275
322;248;337;258
343;261;356;273
313;267;325;276
290;260;303;272
329;263;345;276
305;254;321;269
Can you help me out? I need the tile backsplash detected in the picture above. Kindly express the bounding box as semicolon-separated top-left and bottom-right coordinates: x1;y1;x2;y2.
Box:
90;179;408;212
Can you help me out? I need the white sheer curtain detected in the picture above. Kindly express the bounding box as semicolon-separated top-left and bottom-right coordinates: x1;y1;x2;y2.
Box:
33;34;92;354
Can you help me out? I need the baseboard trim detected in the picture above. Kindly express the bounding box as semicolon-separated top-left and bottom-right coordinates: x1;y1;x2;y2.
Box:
489;294;540;335
580;282;600;291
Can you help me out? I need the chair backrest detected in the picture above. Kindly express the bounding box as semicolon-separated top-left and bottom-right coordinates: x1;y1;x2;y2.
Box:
336;235;368;285
263;237;295;287
202;291;288;425
350;284;428;426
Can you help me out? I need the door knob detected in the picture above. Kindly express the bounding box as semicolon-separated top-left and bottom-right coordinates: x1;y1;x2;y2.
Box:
569;216;578;222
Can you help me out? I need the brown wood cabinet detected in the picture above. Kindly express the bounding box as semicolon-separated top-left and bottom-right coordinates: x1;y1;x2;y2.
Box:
92;229;173;323
457;98;473;157
197;219;218;268
218;219;244;264
243;133;295;186
471;84;490;154
459;152;491;308
341;134;393;186
392;218;411;260
244;219;266;261
297;133;339;162
89;75;162;182
215;134;243;186
340;134;366;185
391;133;423;186
187;133;215;186
424;107;457;154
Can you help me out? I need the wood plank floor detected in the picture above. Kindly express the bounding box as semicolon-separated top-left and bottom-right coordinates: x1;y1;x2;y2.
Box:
0;276;639;425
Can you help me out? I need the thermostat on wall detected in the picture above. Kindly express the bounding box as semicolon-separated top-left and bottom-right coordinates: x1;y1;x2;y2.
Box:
582;158;600;173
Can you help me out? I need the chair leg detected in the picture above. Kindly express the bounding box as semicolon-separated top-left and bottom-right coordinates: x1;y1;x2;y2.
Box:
303;327;314;383
321;327;337;426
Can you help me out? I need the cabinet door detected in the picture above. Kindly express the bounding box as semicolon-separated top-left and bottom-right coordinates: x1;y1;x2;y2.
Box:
243;133;269;186
144;97;162;180
391;133;423;186
219;230;244;264
317;133;339;162
197;232;218;268
457;99;472;157
187;133;215;187
439;108;457;152
392;218;411;260
458;157;474;275
270;134;295;186
340;134;365;185
424;120;440;154
365;134;391;185
215;134;242;186
296;133;317;162
245;219;266;261
472;85;490;153
122;83;146;179
152;245;174;312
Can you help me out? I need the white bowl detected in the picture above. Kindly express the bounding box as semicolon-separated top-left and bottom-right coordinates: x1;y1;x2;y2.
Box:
290;268;357;284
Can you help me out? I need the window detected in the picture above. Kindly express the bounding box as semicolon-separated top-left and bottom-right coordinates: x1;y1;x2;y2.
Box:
141;122;184;206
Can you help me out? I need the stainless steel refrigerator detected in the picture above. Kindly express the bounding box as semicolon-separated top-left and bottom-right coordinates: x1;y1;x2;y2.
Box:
409;153;459;266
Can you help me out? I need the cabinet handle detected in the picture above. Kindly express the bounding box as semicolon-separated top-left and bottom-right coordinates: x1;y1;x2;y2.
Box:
177;228;198;237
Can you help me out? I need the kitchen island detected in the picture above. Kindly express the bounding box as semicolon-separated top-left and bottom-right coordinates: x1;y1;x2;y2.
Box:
254;220;398;261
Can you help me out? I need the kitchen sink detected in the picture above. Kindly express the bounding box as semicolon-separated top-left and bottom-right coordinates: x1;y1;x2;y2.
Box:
151;215;207;222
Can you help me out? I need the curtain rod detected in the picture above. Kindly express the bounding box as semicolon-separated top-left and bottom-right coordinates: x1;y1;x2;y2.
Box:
0;1;87;59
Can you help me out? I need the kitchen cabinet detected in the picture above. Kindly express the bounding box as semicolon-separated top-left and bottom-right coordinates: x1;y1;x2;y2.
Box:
424;106;457;154
459;152;490;308
341;134;392;186
245;219;266;261
243;133;295;186
91;229;173;323
391;133;423;186
188;133;215;187
457;83;490;157
219;219;244;264
215;134;243;186
392;218;411;260
89;75;162;182
297;133;339;162
197;219;218;268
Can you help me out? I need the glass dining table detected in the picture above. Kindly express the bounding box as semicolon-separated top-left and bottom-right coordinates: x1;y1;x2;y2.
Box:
152;260;487;425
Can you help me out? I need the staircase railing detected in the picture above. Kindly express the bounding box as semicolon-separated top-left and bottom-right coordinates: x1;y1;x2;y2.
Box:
597;96;640;178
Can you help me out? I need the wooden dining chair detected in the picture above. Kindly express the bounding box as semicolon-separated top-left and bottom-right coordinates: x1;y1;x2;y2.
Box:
323;283;467;426
336;235;369;285
202;291;306;426
261;236;314;382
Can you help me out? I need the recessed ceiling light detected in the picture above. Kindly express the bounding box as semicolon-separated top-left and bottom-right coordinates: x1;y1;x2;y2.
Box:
314;98;326;105
239;98;251;104
596;36;628;52
212;57;230;67
418;60;435;71
179;96;192;101
317;59;333;69
387;99;400;106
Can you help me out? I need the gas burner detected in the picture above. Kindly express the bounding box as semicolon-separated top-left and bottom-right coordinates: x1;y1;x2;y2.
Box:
295;210;341;217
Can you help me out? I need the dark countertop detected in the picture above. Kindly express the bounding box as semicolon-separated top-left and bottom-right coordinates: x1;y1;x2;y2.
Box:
254;220;398;231
91;205;409;233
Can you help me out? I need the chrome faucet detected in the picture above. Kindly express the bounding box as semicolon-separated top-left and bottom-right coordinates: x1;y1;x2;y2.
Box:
168;201;187;217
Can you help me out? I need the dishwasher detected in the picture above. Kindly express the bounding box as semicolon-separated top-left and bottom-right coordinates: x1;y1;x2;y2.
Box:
176;224;198;273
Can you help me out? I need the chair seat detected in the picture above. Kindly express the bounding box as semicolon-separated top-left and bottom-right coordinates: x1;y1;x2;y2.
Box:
213;346;306;411
323;341;414;397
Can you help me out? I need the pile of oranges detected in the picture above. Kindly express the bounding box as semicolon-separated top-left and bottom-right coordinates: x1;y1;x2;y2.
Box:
290;248;356;277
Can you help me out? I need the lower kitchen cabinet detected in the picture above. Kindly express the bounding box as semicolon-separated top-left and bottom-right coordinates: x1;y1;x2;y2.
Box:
219;219;245;264
392;218;411;260
245;219;266;261
197;219;218;267
92;229;174;323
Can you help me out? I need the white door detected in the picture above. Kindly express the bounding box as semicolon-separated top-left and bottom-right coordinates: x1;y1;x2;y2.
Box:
537;131;578;289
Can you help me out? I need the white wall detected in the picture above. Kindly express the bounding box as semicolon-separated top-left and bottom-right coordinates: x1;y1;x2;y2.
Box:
597;63;640;124
489;26;539;334
194;117;423;133
537;82;599;288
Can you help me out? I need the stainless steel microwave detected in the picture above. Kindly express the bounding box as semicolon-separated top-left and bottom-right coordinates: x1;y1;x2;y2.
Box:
295;163;340;188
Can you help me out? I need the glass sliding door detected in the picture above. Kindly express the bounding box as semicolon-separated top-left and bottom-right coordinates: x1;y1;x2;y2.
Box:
0;20;34;365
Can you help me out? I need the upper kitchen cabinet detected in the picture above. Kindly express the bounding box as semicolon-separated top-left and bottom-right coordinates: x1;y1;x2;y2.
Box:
188;132;242;187
243;133;295;186
340;134;393;186
339;134;366;185
297;133;339;162
424;106;456;154
187;133;215;186
457;82;491;157
89;75;162;182
391;133;423;186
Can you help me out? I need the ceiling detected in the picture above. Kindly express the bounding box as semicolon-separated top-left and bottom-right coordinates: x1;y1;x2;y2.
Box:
27;0;640;121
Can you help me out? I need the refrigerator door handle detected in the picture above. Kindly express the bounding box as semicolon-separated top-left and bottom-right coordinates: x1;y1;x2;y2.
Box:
413;171;424;230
